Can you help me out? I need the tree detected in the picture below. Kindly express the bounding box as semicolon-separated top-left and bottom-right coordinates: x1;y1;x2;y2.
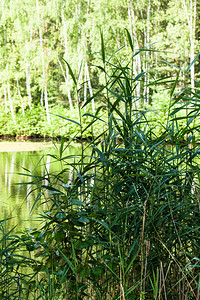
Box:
0;0;199;121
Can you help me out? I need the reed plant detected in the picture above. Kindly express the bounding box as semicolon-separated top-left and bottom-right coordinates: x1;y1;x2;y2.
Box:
1;31;200;299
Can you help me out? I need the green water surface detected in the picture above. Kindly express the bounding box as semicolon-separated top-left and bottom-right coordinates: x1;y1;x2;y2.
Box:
0;141;81;232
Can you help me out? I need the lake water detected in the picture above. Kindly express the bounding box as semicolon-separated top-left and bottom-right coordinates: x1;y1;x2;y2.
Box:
0;141;80;232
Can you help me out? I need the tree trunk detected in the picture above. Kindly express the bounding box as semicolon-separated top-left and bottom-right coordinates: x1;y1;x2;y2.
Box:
7;82;16;124
57;56;73;110
62;9;73;110
83;62;87;110
182;0;197;91
36;0;50;123
26;65;32;109
4;88;8;113
146;0;150;104
128;2;142;105
85;61;95;113
16;77;25;115
190;0;196;92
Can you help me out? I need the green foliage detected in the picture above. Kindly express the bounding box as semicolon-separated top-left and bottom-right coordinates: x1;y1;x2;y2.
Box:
1;38;200;299
0;104;104;138
0;0;199;119
0;219;35;299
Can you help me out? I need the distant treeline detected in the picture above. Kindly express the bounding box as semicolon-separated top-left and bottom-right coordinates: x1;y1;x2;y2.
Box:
0;0;199;123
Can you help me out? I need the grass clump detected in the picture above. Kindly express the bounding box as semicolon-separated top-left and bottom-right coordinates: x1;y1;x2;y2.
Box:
1;32;200;299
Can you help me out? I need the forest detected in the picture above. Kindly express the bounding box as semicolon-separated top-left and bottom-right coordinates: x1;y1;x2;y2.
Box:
0;0;200;299
0;0;199;137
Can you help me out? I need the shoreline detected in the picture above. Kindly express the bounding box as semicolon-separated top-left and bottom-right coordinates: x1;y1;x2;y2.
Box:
0;140;53;152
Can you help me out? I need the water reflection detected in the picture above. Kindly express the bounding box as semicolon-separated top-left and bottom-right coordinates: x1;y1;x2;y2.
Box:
0;141;89;232
0;150;50;231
